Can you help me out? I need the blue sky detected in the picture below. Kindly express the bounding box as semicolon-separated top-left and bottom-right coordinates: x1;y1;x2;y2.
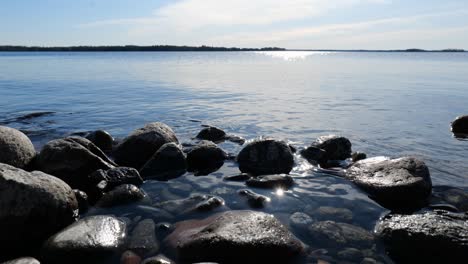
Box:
1;0;468;49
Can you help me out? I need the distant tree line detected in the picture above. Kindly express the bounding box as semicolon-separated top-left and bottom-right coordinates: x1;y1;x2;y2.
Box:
0;45;286;52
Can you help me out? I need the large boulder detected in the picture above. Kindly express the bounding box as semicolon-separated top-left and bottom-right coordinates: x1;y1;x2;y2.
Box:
186;140;227;174
451;115;468;135
164;210;305;263
375;210;468;262
312;135;352;160
139;143;187;181
0;163;78;254
0;126;36;169
114;123;179;169
346;157;432;212
36;137;115;189
42;216;127;264
237;138;294;175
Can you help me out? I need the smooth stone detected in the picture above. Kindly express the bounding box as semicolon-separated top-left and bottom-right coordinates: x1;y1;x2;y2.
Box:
237;138;294;175
313;135;352;160
0;126;36;169
42;216;127;264
153;194;225;216
238;189;270;208
86;130;114;153
164;210;305;263
451;115;468;135
314;206;353;223
186;140;227;174
375;210;468;262
89;167;144;191
246;174;294;189
352;152;367;162
289;212;314;231
300;146;327;164
97;184;146;207
307;221;374;249
120;251;142;264
36;137;115;189
0;163;78;253
114;122;179;169
141;255;174;264
196;126;226;142
346;157;432;212
139;143;187;181
128;219;159;257
1;257;40;264
73;189;89;213
223;173;252;181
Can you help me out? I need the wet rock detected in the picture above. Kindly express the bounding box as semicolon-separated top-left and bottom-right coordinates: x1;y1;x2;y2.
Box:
141;255;174;264
352;152;367;162
223;173;252;181
224;134;246;145
120;251;141;264
237;138;294;175
186;140;227;174
0;163;78;253
289;212;314;231
73;189;89;213
337;248;364;262
314;206;353;223
164;210;305;263
154;194;225;216
97;184;146;207
238;189;270;208
0;126;36;169
431;186;468;212
375;210;468;263
42;216;127;264
300;146;327;164
360;258;377;264
307;221;374;249
139;143;187;181
196;126;226;142
114;122;179;169
246;174;294;189
346;157;432;212
1;257;40;264
89;167;143;191
451;115;468;135
128;219;159;257
36;137;115;189
135;206;174;222
313;135;352;160
86;130;114;153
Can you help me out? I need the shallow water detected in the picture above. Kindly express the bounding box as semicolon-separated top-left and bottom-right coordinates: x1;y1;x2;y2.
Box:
1;51;468;263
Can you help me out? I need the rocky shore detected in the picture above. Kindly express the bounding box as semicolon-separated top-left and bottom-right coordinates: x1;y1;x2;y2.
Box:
1;118;467;264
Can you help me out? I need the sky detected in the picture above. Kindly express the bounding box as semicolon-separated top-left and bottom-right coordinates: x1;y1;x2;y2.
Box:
1;0;468;49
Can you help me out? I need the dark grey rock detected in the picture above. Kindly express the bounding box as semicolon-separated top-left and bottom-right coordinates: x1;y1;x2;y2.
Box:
451;115;468;135
154;194;225;216
237;138;294;175
0;163;78;253
238;189;270;208
346;157;432;212
120;250;141;264
223;173;252;181
246;174;294;189
307;221;374;249
42;215;127;264
141;255;174;264
300;146;327;164
375;210;468;263
128;219;159;257
314;206;353;223
352;152;367;162
36;137;115;189
313;135;352;160
186;140;227;174
0;126;36;169
164;210;305;263
196;126;226;142
114;122;179;169
289;212;314;231
89;167;143;191
139;143;187;181
73;189;89;213
97;184;146;207
86;130;114;153
1;257;40;264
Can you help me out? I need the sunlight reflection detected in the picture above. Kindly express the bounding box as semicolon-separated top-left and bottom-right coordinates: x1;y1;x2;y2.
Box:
275;188;285;196
256;51;332;61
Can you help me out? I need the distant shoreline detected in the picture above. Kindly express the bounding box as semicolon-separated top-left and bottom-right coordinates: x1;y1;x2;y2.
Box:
0;45;465;52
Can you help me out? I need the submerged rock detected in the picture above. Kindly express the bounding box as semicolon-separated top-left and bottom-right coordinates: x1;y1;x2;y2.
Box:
237;138;294;175
0;163;78;253
431;186;468;212
36;137;115;189
307;221;374;249
196;126;226;142
223;173;252;181
89;167;143;191
42;216;127;264
164;210;305;263
346;157;432;212
313;135;352;160
1;257;40;264
114;122;179;169
238;189;270;208
139;143;187;181
128;219;159;257
0;126;36;169
313;206;353;223
85;130;114;153
451;115;468;135
154;194;225;216
289;212;314;231
186;140;227;174
97;184;146;207
246;174;294;189
375;210;468;262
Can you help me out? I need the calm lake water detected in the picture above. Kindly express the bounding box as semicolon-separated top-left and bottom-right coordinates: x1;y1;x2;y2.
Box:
1;51;468;262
